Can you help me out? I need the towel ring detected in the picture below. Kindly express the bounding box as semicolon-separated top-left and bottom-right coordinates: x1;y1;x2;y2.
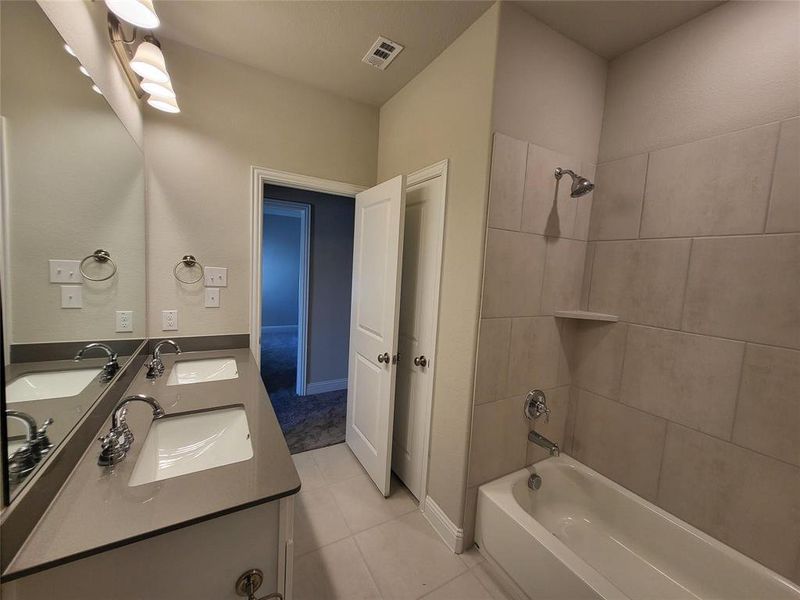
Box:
79;249;117;282
173;254;204;284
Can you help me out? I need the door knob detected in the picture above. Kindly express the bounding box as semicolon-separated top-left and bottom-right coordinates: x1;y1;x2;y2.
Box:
413;355;428;367
377;352;390;364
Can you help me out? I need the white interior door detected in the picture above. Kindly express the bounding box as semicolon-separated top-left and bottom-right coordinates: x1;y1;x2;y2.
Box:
346;175;406;496
391;171;445;500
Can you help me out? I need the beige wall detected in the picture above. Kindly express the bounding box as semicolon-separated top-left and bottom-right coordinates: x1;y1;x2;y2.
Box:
38;0;144;149
599;0;800;162
464;2;607;545
2;2;145;343
377;4;500;526
145;39;378;337
571;1;800;582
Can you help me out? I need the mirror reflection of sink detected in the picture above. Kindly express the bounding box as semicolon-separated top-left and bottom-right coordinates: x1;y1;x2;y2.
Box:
166;358;238;386
5;369;102;403
128;406;253;487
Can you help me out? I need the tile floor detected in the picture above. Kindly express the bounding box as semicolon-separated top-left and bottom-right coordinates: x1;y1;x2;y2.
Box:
291;443;517;600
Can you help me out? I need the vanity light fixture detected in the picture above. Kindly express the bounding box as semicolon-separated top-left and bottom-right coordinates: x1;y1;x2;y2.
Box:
79;65;91;77
91;84;103;96
105;0;160;29
64;44;77;57
107;12;179;113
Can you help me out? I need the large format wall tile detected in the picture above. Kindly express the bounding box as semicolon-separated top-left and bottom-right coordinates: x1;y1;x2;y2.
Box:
573;162;596;242
481;228;546;318
505;316;567;396
474;318;511;405
766;118;800;234
572;390;667;501
589;153;648;241
468;395;529;486
527;385;569;464
588;239;691;328
641;123;779;238
682;234;800;349
732;344;800;466
540;237;587;314
658;424;800;579
620;326;744;439
522;144;579;238
572;321;628;400
488;133;528;231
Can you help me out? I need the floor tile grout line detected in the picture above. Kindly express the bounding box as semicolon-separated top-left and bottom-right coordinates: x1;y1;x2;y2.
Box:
350;526;386;600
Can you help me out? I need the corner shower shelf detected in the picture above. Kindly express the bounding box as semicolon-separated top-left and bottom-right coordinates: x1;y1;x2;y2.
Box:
554;310;619;322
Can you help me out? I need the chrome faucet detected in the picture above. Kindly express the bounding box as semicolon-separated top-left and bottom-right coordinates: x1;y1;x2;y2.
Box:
523;390;560;457
6;410;54;482
74;342;120;383
97;394;165;466
146;339;182;380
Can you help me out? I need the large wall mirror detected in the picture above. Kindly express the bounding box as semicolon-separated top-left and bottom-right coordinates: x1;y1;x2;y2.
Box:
0;3;146;503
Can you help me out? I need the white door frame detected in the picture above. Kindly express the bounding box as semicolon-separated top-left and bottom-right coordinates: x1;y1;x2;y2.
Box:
403;159;448;510
263;199;311;396
250;166;365;367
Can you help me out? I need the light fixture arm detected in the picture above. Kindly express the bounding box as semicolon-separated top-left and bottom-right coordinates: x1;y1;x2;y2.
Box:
107;12;145;98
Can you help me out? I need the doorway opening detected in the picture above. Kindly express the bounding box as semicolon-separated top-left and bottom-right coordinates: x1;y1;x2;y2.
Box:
260;184;355;455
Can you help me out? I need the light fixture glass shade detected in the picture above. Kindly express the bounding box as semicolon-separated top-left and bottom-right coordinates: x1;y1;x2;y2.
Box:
130;41;169;83
140;78;175;99
147;95;180;114
91;84;103;95
64;44;77;57
105;0;160;29
79;65;91;78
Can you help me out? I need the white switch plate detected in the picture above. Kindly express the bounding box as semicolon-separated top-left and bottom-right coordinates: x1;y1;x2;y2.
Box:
116;310;133;332
204;266;227;287
205;287;220;308
49;260;81;284
162;310;178;331
61;285;82;308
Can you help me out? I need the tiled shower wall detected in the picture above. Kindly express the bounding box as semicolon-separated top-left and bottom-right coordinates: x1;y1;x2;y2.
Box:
463;132;594;545
571;117;800;581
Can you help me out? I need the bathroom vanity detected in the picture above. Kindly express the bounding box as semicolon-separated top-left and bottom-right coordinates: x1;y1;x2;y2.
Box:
2;348;300;599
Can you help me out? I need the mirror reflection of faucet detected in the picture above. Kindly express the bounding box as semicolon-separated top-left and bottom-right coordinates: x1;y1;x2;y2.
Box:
6;410;54;483
74;342;120;383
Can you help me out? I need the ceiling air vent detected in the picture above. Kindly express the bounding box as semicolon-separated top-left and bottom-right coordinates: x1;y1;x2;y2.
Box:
362;36;404;71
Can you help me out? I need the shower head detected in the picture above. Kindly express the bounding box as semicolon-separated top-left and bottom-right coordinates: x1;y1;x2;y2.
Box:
554;167;595;198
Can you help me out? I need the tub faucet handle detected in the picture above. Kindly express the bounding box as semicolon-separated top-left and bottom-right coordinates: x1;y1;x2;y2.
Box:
524;389;550;422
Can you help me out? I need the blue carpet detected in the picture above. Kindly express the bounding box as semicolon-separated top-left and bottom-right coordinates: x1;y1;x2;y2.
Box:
261;330;346;454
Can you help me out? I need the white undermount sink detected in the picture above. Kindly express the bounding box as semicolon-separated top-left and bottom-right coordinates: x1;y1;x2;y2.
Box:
128;406;253;487
5;368;101;403
166;357;238;386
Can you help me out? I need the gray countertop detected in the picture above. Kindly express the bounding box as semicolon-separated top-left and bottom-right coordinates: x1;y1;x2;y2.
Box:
2;348;300;581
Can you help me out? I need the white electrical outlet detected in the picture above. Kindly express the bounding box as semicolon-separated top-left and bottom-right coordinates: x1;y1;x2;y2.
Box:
162;309;178;331
49;260;81;284
205;288;220;308
116;310;133;332
204;266;227;287
61;285;82;308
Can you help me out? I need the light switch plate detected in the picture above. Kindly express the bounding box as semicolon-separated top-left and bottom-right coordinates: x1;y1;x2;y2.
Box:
49;260;81;284
205;288;220;308
116;310;133;332
162;310;178;331
204;266;227;287
61;285;82;308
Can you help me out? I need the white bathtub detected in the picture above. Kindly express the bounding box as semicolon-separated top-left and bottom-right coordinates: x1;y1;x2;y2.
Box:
475;455;800;600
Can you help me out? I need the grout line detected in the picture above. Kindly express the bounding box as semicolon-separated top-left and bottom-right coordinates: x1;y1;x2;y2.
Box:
350;527;386;599
678;238;694;329
637;152;651;239
728;343;749;442
761;120;783;234
614;322;632;401
587;230;800;243
653;420;672;502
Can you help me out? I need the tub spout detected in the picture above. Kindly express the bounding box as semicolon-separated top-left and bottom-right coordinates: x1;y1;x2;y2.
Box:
529;430;560;457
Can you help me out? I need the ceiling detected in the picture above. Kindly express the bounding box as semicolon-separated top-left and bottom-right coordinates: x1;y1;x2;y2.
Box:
153;0;493;106
515;1;726;59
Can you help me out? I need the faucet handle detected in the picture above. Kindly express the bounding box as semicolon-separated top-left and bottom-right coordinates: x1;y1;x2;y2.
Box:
524;389;550;422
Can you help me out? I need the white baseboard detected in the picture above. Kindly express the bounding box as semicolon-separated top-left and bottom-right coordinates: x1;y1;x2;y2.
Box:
421;495;464;554
305;378;347;395
261;325;298;334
